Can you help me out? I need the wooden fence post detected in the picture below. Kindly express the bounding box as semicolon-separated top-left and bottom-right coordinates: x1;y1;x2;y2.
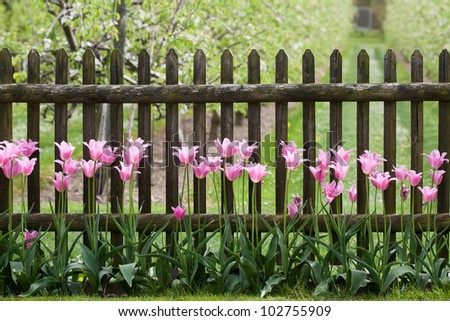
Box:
54;49;69;214
275;50;288;215
27;49;41;213
438;49;450;260
356;49;370;254
302;50;316;213
221;49;234;215
411;50;424;260
110;49;124;265
0;48;12;213
248;49;261;215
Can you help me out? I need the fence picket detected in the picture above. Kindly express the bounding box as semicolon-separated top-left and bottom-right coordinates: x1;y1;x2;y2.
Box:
27;50;40;213
302;50;316;214
82;49;96;215
248;49;261;214
438;49;450;260
110;49;124;263
138;49;151;214
356;50;370;254
221;49;234;214
0;48;12;213
165;49;179;254
193;49;206;215
55;49;69;214
411;50;424;259
329;49;343;214
275;50;288;215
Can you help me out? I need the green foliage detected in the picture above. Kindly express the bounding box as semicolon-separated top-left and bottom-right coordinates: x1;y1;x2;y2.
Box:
384;0;450;81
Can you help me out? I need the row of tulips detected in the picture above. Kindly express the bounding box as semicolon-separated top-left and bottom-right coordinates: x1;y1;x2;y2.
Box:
0;136;450;297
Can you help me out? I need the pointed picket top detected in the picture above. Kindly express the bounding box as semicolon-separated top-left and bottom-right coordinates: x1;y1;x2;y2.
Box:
194;49;206;85
138;49;150;84
0;48;13;83
330;49;342;83
384;49;396;82
110;49;124;85
357;49;370;83
411;50;423;82
27;49;40;84
83;49;95;84
248;49;260;84
55;49;68;84
302;49;315;83
221;49;233;84
165;49;178;85
275;49;288;83
439;49;450;82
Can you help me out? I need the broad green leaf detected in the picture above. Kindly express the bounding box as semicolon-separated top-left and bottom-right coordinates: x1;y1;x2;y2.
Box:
261;274;285;297
381;266;415;293
347;269;371;295
119;262;138;288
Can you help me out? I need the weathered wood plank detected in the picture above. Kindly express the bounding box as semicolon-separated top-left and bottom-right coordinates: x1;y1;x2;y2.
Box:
27;49;41;213
410;50;424;213
275;50;288;215
109;49;124;264
138;49;151;214
0;49;13;213
221;49;234;214
330;49;343;214
1;213;449;233
54;49;68;214
193;49;206;214
356;50;370;255
248;49;261;214
2;83;450;104
82;49;96;214
438;49;450;260
303;50;316;214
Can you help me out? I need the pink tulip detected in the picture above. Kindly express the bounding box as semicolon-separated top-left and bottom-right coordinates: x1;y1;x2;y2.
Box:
423;150;449;169
316;149;331;170
123;137;149;166
309;166;327;182
55;158;80;175
200;156;223;172
408;170;422;187
192;161;211;179
237;139;258;160
330;162;349;180
24;229;38;249
283;150;303;170
225;162;244;182
54;141;75;161
418;186;438;204
430;169;445;186
18;157;36;176
280;141;303;155
287;202;299;218
347;184;357;203
172;205;186;220
245;163;270;183
358;151;384;175
2;160;21;179
83;139;106;161
215;138;239;158
172;144;199;166
400;184;410;201
51;172;73;192
393;165;409;182
15;139;41;158
114;161;139;182
369;171;395;191
101;146;119;166
322;180;344;204
3;141;23;160
333;146;352;164
81;159;102;178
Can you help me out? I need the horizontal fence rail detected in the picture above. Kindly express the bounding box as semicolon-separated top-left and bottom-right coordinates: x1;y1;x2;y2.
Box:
1;83;450;103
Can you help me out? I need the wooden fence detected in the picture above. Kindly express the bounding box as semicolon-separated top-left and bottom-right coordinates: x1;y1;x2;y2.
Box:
1;47;450;257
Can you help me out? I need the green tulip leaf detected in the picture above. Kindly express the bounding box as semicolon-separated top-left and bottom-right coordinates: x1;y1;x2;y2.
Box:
119;262;137;288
